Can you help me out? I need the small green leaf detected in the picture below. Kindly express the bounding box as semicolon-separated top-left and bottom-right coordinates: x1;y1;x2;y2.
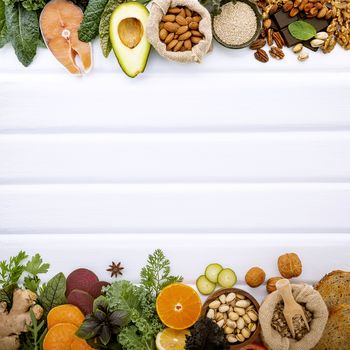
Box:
288;20;316;41
25;254;50;276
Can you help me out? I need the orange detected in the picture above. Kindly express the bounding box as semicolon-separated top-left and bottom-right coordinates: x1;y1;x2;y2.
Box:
156;283;202;330
71;337;94;350
47;304;85;329
43;323;78;350
39;0;92;74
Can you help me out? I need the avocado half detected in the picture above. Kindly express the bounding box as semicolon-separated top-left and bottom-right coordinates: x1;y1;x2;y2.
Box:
110;2;151;78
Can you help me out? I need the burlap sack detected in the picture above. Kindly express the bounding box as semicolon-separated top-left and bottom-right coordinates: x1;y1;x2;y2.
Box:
259;284;328;350
146;0;212;63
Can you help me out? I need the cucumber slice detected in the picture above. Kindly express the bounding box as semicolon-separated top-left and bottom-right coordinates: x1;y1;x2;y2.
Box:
217;268;237;288
196;275;216;295
205;263;223;283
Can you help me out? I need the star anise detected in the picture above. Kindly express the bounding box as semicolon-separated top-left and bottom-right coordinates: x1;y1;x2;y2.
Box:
107;261;124;278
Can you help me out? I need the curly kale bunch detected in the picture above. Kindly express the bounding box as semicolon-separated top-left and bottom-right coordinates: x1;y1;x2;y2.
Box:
185;318;230;350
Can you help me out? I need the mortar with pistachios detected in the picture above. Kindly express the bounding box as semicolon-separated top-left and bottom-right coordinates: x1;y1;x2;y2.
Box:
201;288;261;348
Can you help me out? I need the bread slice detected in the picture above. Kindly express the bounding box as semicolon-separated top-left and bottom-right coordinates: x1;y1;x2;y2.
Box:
315;270;350;309
312;304;350;350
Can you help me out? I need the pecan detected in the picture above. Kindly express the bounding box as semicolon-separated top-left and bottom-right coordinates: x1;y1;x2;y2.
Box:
269;4;279;14
299;0;308;10
249;38;267;49
304;3;314;12
267;28;274;46
269;46;285;59
283;1;294;11
254;49;269;63
272;31;285;48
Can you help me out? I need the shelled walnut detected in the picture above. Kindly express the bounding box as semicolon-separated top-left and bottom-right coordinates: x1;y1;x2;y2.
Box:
278;253;302;278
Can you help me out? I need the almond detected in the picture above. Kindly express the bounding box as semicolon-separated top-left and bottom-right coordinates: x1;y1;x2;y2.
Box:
192;15;201;22
168;7;181;14
186;16;192;24
164;32;174;44
185;7;192;17
173;40;184;52
176;25;188;35
290;7;299;16
189;21;199;30
164;22;180;33
191;30;202;37
191;36;201;44
176;15;187;26
162;14;175;22
159;28;168;41
167;39;178;50
184;39;192;50
178;31;192;41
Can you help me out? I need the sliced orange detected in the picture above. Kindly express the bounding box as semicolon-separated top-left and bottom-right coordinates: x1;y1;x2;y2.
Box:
47;304;85;329
156;283;202;330
43;323;77;350
156;328;190;350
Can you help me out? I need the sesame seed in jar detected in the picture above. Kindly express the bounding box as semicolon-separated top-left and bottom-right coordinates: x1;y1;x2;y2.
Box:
213;1;258;46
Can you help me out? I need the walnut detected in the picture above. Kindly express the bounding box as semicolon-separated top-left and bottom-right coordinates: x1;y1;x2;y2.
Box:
266;276;283;293
245;267;266;288
278;253;302;279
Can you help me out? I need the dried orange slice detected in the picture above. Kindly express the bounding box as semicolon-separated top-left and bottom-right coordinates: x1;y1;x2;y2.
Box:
40;0;92;74
43;323;77;350
156;283;202;330
47;304;85;329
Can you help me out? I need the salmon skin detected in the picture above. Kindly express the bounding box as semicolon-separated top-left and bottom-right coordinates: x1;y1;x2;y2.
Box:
40;0;92;74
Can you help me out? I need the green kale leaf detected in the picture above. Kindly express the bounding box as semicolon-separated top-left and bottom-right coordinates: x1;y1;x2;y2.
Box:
3;0;46;11
140;249;183;297
0;0;8;48
38;272;67;316
5;3;39;66
78;0;109;42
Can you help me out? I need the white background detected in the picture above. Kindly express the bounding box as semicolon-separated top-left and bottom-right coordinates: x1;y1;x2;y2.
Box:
0;41;350;299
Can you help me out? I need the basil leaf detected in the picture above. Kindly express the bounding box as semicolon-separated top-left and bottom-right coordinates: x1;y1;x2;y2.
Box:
99;0;125;57
79;0;109;42
38;272;67;316
288;20;316;41
5;3;39;66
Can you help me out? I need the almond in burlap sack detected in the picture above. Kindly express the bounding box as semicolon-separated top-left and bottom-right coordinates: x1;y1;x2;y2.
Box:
259;284;328;350
146;0;212;63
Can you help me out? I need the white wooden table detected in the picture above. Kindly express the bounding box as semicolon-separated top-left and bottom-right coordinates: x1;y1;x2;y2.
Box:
1;41;350;300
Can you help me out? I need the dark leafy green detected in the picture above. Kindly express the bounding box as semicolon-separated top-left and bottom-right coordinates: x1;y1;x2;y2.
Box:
0;0;8;48
79;0;109;42
77;296;128;349
99;0;126;57
4;0;46;11
38;272;67;316
5;3;39;66
140;249;183;297
288;20;316;41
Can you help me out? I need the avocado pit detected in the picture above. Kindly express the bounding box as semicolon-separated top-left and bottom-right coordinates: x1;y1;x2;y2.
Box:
118;17;143;48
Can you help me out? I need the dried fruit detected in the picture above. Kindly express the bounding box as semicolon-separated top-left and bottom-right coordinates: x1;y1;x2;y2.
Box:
278;252;303;278
254;48;269;62
245;267;266;287
249;38;267;49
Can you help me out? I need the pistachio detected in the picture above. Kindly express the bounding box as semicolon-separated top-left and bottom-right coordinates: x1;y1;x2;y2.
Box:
219;294;226;304
237;317;245;330
219;305;230;313
207;308;215;319
216;312;224;321
247;310;258;321
229;312;239;321
315;31;328;40
310;38;325;47
292;43;303;53
248;323;257;332
209;300;221;309
217;319;225;328
236;294;245;300
243;314;252;324
236;299;251;308
227;335;238;343
242;327;251;339
224;326;234;334
234;307;246;316
298;52;309;61
236;334;245;342
226;320;237;329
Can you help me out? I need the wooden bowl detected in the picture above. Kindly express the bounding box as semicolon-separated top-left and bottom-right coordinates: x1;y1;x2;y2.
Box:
201;288;261;349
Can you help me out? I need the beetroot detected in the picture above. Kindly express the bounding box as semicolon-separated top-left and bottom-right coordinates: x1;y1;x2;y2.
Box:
88;281;110;299
66;268;99;295
68;289;94;315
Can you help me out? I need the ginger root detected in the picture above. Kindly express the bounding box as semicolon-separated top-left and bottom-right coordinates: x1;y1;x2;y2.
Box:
0;289;44;350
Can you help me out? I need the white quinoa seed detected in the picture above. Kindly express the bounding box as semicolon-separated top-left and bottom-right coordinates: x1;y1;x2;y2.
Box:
213;1;257;46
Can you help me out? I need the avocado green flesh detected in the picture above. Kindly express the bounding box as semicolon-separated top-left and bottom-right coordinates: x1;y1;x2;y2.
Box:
110;2;151;78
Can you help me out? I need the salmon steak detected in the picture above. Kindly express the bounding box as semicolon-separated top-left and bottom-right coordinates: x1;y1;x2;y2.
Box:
40;0;92;74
